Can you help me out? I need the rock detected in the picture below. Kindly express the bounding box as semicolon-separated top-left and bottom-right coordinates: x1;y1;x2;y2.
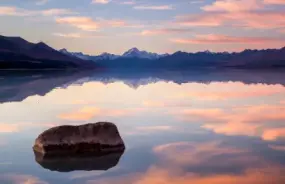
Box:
33;122;125;156
34;151;124;172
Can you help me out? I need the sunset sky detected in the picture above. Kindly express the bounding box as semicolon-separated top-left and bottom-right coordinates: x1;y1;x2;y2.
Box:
0;0;285;54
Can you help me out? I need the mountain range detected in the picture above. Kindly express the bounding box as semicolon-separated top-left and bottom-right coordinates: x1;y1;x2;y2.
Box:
0;35;285;70
59;47;168;61
60;46;285;69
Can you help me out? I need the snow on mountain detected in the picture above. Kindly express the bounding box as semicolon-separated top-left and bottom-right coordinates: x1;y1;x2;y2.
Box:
59;49;90;60
95;52;120;60
122;47;167;60
60;48;168;61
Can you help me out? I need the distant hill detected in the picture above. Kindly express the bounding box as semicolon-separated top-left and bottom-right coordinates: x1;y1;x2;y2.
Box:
0;35;95;70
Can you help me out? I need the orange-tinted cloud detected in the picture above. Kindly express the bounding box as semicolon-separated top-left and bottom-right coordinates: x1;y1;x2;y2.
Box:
58;107;101;121
56;16;99;31
262;128;285;141
58;106;143;121
0;124;19;133
171;34;284;44
142;100;165;107
264;0;285;5
0;174;48;184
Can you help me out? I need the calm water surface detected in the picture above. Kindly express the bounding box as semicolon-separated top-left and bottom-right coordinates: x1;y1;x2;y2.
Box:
0;69;285;184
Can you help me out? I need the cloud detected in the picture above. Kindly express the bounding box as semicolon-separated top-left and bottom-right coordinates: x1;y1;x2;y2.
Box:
92;0;111;4
268;144;285;151
178;103;285;140
263;0;285;5
88;140;284;184
177;85;285;100
134;5;173;10
153;141;249;166
176;8;285;29
0;6;76;17
120;1;136;5
0;123;56;133
87;166;285;184
55;16;141;31
171;34;284;44
58;106;142;121
262;128;285;141
41;9;76;16
0;174;47;184
56;16;99;31
137;126;173;131
141;28;191;36
53;33;82;38
0;6;36;16
142;100;165;107
201;0;263;12
58;107;101;121
0;174;48;184
0;124;19;133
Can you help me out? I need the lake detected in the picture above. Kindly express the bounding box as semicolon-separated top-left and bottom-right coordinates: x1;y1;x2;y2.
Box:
0;69;285;184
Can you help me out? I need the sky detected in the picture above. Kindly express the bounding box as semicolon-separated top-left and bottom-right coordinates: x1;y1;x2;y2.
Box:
0;0;285;55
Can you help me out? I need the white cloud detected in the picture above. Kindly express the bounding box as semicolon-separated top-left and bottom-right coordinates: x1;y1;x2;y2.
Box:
134;5;173;10
92;0;111;4
53;33;82;38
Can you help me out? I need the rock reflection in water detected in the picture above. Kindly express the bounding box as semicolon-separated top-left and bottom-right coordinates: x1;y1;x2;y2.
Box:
34;151;124;172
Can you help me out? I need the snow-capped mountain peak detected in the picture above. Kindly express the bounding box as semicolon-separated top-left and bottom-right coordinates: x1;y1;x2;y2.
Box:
59;48;169;61
122;47;167;60
59;48;90;60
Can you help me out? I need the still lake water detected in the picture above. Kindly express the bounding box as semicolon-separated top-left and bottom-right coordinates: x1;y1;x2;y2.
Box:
1;69;285;184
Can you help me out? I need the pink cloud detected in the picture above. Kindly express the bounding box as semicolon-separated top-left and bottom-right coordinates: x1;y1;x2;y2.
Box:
201;0;263;12
171;34;284;44
134;5;173;10
263;0;285;5
56;16;99;31
176;11;285;29
141;28;191;36
179;103;285;140
87;166;285;184
58;106;143;121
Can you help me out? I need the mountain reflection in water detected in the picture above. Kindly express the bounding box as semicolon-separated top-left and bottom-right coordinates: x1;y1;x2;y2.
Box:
0;69;285;184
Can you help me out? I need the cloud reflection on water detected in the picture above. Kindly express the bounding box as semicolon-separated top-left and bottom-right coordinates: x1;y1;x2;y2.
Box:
0;70;285;184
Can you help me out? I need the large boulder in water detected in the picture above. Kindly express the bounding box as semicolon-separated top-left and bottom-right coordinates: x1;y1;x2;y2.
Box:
33;122;125;156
